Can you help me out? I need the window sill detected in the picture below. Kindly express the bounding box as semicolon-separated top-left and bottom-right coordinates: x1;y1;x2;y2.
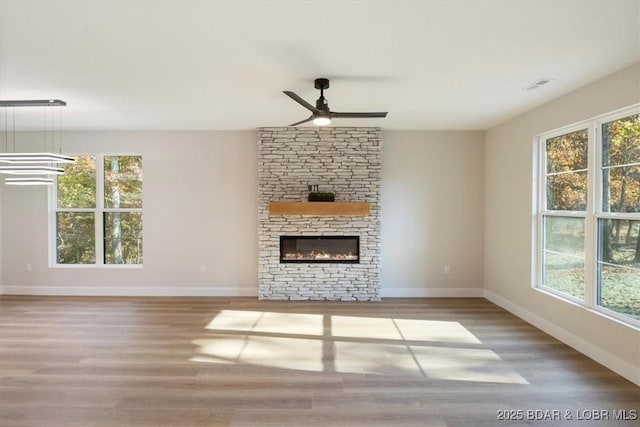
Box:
534;286;640;331
50;264;143;269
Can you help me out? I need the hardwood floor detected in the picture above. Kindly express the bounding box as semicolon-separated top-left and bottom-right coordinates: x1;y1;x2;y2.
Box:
0;296;638;426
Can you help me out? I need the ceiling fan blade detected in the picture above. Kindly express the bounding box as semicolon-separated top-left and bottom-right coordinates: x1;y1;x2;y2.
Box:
288;116;314;126
283;91;317;113
331;112;388;118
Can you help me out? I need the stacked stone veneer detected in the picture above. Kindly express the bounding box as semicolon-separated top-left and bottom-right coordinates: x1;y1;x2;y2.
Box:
258;127;382;301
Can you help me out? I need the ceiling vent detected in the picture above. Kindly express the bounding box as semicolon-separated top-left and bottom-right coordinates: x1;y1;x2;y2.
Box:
523;78;553;91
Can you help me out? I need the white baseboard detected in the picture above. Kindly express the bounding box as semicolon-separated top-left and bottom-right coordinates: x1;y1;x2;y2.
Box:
2;286;484;299
1;286;258;297
484;289;640;387
381;287;484;298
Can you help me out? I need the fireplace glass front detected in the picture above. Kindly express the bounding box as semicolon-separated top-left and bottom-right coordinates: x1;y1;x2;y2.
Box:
280;236;359;263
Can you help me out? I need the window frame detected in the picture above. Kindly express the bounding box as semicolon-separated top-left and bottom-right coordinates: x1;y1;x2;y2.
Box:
49;153;143;268
537;122;593;306
535;104;640;328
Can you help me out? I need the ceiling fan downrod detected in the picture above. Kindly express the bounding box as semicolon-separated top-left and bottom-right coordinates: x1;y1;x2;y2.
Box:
314;78;330;111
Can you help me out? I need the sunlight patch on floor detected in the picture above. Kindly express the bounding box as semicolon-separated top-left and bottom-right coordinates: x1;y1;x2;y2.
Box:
411;346;529;384
331;316;401;340
394;319;482;344
205;309;324;336
192;337;248;364
334;342;422;376
194;310;530;384
192;335;324;372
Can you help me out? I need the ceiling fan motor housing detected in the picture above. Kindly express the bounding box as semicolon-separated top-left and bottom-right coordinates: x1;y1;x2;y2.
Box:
316;97;329;111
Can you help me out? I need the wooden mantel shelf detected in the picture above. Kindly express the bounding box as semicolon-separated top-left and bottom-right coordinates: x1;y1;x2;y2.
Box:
269;201;370;216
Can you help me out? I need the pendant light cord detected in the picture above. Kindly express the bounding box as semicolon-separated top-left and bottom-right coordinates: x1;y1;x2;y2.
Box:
12;106;16;153
43;105;47;153
2;108;6;153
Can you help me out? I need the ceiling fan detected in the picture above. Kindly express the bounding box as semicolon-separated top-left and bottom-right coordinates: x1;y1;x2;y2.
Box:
283;78;388;126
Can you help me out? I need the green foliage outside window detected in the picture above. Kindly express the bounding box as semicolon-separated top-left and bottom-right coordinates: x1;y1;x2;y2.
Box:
56;155;143;265
56;212;95;264
57;155;96;209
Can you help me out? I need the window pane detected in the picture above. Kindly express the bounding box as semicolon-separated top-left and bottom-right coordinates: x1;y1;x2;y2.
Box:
544;216;585;256
56;212;95;264
104;156;143;208
597;219;639;319
543;216;585;300
598;264;640;320
546;129;588;173
104;212;143;264
546;171;587;211
602;165;640;212
602;113;640;167
542;252;585;300
598;219;639;266
57;155;96;208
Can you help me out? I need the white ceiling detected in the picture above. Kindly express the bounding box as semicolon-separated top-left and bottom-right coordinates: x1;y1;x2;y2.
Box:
0;0;638;131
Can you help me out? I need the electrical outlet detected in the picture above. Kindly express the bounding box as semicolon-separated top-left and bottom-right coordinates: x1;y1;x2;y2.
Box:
25;263;32;273
199;264;207;273
444;265;451;275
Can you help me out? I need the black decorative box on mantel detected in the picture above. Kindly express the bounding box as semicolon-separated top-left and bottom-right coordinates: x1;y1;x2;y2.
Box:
308;192;335;202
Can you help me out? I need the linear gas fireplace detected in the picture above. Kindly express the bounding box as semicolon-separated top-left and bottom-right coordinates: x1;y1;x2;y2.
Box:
280;236;359;263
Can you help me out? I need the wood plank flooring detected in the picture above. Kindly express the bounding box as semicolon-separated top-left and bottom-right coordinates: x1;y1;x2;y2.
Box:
0;296;638;426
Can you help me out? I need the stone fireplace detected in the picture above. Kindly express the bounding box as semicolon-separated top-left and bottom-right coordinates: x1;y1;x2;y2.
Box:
258;127;382;301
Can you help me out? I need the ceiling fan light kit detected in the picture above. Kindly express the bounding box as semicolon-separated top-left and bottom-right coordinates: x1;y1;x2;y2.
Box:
284;78;388;127
312;113;331;126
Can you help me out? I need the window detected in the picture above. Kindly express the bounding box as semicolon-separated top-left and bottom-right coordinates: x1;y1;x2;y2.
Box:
52;155;143;265
538;106;639;325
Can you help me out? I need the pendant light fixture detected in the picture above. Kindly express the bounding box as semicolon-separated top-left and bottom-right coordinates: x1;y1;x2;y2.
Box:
0;153;74;164
5;177;54;186
0;166;64;175
0;99;74;185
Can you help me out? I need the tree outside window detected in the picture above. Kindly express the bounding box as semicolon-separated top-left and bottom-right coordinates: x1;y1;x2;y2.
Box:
598;114;639;318
539;108;639;323
54;155;142;265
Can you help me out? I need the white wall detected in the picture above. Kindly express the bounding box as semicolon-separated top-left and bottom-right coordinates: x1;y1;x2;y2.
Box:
1;129;486;298
484;63;640;384
0;184;2;295
1;131;259;296
381;131;485;297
